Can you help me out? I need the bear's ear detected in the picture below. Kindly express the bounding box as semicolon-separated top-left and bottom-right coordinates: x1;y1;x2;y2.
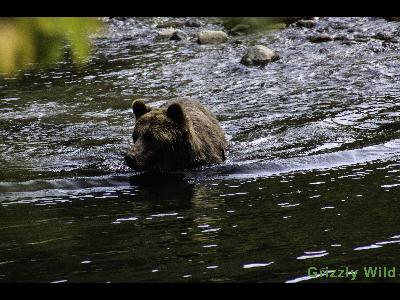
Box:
132;99;151;119
167;103;185;124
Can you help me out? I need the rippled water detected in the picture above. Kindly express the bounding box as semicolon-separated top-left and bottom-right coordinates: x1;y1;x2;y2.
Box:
1;17;400;282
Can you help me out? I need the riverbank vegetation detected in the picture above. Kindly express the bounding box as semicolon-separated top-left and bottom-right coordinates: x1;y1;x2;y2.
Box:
0;17;102;74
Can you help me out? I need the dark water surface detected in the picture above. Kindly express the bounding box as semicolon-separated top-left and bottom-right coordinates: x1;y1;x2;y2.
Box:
1;17;400;282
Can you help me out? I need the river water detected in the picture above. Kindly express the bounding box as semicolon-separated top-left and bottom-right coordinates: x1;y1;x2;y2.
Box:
1;17;400;282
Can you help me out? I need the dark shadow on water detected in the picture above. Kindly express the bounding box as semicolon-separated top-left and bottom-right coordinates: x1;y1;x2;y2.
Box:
127;171;196;209
128;171;187;188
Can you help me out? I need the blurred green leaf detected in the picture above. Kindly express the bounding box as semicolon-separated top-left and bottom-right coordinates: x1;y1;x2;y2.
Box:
0;17;102;74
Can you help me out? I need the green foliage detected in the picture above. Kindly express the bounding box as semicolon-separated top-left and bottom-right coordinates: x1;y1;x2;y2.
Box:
0;17;102;74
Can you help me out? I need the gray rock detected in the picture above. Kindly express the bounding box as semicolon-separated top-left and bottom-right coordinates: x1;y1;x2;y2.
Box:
308;33;333;43
185;19;201;27
155;28;177;41
374;32;393;41
197;30;228;44
156;20;184;28
295;19;316;28
240;45;280;66
170;30;188;41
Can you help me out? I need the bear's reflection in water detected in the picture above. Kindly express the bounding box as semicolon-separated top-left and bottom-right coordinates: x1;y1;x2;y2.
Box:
127;171;219;212
127;171;222;247
128;172;195;210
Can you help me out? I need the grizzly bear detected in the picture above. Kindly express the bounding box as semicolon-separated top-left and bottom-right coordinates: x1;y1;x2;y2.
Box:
124;97;227;172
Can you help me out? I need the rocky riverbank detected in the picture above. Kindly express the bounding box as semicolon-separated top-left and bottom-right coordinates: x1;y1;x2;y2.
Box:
102;17;400;70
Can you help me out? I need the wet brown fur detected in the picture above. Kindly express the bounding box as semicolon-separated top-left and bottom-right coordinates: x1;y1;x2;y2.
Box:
126;97;227;172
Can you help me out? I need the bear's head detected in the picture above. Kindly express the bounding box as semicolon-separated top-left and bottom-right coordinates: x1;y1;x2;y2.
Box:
125;99;191;172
